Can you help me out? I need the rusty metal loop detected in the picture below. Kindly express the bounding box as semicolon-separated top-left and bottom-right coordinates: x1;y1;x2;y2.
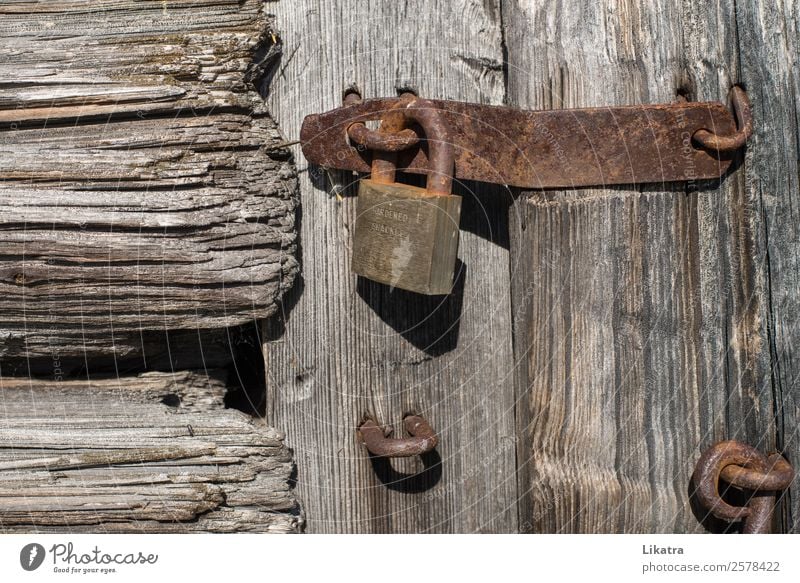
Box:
341;92;454;195
347;123;420;151
692;86;753;153
396;97;454;195
345;92;421;153
692;440;794;533
358;415;438;458
720;453;794;492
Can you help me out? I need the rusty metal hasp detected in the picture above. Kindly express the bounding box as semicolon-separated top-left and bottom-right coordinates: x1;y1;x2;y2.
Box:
301;88;751;295
300;87;751;189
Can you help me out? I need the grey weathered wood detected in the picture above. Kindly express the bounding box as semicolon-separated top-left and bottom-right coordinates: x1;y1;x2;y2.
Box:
504;0;795;533
263;1;517;532
729;0;800;532
2;0;794;536
0;372;302;533
0;0;297;360
0;370;228;411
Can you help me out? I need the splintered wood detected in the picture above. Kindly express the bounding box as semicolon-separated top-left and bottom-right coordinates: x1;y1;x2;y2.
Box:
0;372;302;533
0;0;298;360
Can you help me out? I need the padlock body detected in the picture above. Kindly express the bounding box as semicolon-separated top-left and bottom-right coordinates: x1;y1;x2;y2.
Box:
352;178;461;295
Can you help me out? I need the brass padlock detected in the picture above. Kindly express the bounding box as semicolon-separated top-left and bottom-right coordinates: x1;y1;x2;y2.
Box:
351;100;461;295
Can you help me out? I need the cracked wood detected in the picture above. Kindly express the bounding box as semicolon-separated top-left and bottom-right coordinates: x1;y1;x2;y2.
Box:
505;0;798;533
0;371;302;533
0;0;298;360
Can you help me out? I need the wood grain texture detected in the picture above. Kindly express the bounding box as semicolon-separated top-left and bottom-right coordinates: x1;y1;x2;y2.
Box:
504;0;794;533
263;0;517;532
0;370;228;411
0;371;301;533
0;0;298;360
729;0;800;532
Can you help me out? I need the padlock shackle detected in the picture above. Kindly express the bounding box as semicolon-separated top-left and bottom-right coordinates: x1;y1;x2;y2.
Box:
398;98;454;196
362;96;455;195
368;93;416;185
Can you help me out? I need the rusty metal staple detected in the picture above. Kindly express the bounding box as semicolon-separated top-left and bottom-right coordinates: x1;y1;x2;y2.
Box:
693;440;794;533
358;415;438;458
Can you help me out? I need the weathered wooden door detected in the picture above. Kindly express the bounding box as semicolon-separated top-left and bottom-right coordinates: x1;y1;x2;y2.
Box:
266;0;798;533
265;0;517;533
1;0;796;535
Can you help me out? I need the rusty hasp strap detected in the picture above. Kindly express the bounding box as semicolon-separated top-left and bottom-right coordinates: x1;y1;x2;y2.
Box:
358;415;438;458
300;88;751;189
692;440;794;534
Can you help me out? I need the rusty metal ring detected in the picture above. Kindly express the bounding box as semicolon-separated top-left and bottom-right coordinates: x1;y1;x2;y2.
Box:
720;454;794;492
395;96;454;195
358;415;438;458
692;86;753;153
692;440;794;533
347;123;420;152
345;92;421;153
693;440;766;522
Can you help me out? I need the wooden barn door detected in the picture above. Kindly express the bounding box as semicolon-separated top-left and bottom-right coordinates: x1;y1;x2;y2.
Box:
504;0;798;533
264;1;517;533
267;0;798;534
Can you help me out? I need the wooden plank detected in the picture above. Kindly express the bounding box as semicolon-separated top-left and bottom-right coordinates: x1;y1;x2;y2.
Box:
1;324;263;380
726;0;800;532
0;371;302;533
263;1;518;532
0;370;227;411
0;0;298;360
504;0;783;532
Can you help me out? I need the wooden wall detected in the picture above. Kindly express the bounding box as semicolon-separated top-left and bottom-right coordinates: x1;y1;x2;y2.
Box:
1;0;796;534
0;0;297;360
0;372;301;533
266;0;799;532
264;0;517;533
0;0;300;533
